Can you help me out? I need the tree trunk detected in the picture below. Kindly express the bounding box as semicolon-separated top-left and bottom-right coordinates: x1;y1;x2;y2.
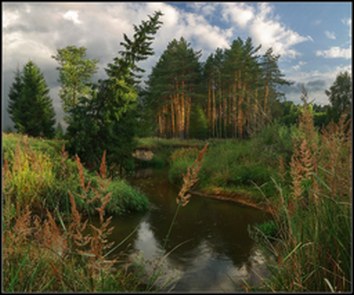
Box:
171;96;175;137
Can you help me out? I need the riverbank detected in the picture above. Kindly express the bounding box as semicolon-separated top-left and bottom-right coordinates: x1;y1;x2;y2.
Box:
2;132;154;292
190;189;273;214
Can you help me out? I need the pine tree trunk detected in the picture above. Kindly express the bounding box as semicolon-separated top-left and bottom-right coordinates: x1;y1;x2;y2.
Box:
171;96;175;137
264;79;269;120
207;82;212;137
212;83;216;138
180;80;185;139
186;96;191;138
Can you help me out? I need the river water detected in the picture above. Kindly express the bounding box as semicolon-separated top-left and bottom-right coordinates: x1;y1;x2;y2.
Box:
106;168;270;292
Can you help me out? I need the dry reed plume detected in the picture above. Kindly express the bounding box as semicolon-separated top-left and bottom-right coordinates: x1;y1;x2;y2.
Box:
176;143;209;207
3;148;119;292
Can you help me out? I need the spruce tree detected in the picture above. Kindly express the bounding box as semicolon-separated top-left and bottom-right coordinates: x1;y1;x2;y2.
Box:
65;11;163;169
8;61;56;138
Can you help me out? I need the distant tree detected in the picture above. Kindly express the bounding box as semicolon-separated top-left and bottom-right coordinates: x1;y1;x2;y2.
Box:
8;61;56;138
55;122;64;139
8;68;25;132
52;46;98;120
325;71;352;122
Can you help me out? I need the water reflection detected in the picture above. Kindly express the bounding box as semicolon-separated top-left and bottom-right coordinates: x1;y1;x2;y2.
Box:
107;168;270;291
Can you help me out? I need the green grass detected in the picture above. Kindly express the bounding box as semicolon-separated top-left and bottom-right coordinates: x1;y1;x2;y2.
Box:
106;179;149;215
135;136;206;150
168;133;288;200
3;132;149;216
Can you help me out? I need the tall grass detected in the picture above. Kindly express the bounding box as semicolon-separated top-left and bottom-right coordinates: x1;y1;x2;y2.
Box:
2;133;149;216
252;102;352;291
168;133;290;200
2;147;156;292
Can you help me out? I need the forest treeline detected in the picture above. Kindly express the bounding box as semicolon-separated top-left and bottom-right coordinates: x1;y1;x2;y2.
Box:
7;11;352;170
145;37;291;139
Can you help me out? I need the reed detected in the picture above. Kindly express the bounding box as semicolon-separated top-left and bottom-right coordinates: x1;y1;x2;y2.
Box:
163;143;208;249
2;144;153;292
254;101;352;292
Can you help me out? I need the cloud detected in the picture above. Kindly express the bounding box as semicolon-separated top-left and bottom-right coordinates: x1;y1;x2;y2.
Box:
220;3;311;58
282;64;352;105
324;30;336;40
316;46;352;59
221;3;254;28
63;10;82;24
342;18;352;38
250;3;311;58
292;61;306;71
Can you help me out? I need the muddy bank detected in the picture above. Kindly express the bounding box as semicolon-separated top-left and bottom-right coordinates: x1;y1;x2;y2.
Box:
189;189;274;214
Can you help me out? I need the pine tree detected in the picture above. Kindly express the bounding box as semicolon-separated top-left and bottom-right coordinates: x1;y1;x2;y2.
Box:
8;61;56;138
8;68;25;132
147;37;202;138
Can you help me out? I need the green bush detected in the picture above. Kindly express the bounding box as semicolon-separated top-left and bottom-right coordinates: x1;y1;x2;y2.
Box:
106;180;149;215
255;220;278;238
3;133;149;217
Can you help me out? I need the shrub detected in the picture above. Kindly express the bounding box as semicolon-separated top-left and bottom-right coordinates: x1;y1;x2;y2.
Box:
106;180;149;215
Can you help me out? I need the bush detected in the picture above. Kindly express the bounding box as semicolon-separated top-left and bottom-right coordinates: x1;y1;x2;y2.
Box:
254;220;278;238
3;133;149;217
106;180;149;215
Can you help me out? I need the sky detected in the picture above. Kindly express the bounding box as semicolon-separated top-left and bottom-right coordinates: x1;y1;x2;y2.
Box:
2;2;352;129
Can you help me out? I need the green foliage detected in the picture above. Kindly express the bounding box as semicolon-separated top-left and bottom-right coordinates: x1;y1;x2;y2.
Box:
8;61;56;138
64;12;163;170
189;106;208;139
254;220;278;238
3;133;149;216
52;46;98;116
54;123;64;139
106;180;149;215
325;71;352;122
252;122;296;164
145;37;202;138
168;137;282;198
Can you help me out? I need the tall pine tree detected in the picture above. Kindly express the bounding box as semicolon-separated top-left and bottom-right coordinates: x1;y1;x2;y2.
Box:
8;61;56;138
147;37;202;138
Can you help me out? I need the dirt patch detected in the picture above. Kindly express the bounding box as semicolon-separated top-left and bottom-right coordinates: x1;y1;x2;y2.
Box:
189;189;274;214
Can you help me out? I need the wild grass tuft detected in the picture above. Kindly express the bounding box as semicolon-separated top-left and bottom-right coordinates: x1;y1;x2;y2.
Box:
2;150;152;292
252;99;352;292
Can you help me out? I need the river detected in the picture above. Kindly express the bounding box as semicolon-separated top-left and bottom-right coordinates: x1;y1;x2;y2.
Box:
104;168;271;292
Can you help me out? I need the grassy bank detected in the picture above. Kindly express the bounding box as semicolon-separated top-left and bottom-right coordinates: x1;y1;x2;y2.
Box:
135;137;206;168
2;133;157;292
168;123;295;203
3;133;148;216
165;111;351;292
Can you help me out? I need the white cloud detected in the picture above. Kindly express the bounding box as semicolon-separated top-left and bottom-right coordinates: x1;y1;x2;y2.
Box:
220;3;311;58
324;30;336;40
222;3;254;28
250;3;311;58
316;46;352;59
342;18;352;38
292;61;306;71
284;64;352;105
63;10;81;24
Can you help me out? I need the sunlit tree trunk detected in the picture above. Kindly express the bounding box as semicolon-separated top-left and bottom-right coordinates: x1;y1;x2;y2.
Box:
170;96;176;137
